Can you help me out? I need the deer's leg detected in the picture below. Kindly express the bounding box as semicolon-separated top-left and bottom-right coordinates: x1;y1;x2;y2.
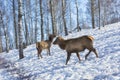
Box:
85;50;91;60
39;50;42;58
76;52;81;62
37;48;40;59
48;48;51;56
85;48;98;60
92;48;98;58
66;52;71;65
47;48;50;56
37;48;42;59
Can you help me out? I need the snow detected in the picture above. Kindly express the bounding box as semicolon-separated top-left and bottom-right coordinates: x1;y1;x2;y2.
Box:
0;22;120;80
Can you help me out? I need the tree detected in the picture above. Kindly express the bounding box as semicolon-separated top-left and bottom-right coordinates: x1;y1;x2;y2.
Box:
49;0;57;35
13;0;18;49
39;0;44;40
35;0;38;42
91;0;95;29
0;23;2;53
46;0;50;36
28;0;34;44
75;0;81;31
23;0;29;47
0;10;9;53
69;1;72;31
98;0;100;29
18;0;24;59
102;0;111;26
62;0;68;35
0;37;2;53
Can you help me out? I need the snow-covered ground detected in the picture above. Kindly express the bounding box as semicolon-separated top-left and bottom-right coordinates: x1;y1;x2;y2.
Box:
0;22;120;80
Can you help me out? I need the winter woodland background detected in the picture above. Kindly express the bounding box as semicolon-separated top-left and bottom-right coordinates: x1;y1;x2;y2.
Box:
0;0;120;80
0;0;120;58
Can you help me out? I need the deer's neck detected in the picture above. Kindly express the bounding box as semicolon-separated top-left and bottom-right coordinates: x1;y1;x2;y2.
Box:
59;40;66;50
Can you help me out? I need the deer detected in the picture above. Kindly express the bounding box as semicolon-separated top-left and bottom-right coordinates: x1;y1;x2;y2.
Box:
36;34;56;58
53;35;98;65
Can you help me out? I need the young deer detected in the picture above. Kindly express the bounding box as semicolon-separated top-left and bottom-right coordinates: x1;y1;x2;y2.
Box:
36;34;56;58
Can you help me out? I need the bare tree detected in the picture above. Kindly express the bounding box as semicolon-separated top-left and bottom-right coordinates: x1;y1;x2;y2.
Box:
98;0;100;29
24;14;28;46
24;0;32;45
49;0;57;35
62;0;68;35
46;1;50;36
75;0;81;31
91;0;95;29
0;38;2;53
22;1;28;47
0;10;9;53
13;0;18;49
0;25;2;53
29;0;34;44
35;0;38;42
39;0;44;40
18;0;24;59
49;0;53;34
69;1;72;31
103;0;109;27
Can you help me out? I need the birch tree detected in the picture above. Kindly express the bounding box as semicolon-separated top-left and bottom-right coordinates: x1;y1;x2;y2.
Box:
18;0;24;59
49;0;57;35
0;10;9;53
0;22;2;53
13;0;18;49
62;0;68;35
35;0;38;42
39;0;44;40
91;0;95;29
75;0;81;31
98;0;100;29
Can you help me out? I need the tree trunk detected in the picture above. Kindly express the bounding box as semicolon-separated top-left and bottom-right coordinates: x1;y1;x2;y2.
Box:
103;1;107;27
35;0;38;42
29;0;34;44
25;0;31;45
4;23;9;53
13;0;18;49
49;0;53;34
23;1;28;47
24;14;29;46
30;18;34;43
98;0;100;29
49;0;57;35
75;0;81;31
91;0;95;29
0;30;2;53
69;1;72;31
18;0;24;59
62;0;68;36
46;1;50;36
0;11;3;53
0;10;9;53
39;0;44;40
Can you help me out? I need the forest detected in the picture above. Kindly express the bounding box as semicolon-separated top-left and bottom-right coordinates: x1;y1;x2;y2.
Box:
0;0;120;59
0;0;120;79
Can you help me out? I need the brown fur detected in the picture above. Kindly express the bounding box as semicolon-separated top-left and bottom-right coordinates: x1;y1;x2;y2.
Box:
36;34;56;58
53;35;98;65
88;36;94;41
